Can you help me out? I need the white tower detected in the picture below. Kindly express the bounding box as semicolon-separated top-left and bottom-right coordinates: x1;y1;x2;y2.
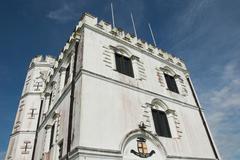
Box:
6;13;220;160
5;55;55;160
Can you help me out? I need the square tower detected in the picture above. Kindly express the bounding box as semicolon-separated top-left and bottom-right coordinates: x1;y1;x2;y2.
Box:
6;13;220;160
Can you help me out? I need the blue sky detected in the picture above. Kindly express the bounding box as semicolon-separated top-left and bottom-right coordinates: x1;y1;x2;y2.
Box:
0;0;239;159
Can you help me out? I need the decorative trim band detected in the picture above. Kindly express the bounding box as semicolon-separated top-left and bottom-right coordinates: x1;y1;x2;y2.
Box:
81;69;200;111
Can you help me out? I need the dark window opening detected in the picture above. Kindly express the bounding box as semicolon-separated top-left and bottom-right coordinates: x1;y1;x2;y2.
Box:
64;65;70;85
48;92;53;108
49;124;55;149
164;73;179;93
152;109;171;138
58;140;63;159
30;109;37;118
23;142;31;152
115;53;134;77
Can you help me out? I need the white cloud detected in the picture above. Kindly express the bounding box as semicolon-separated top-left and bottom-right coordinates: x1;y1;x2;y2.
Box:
47;3;76;22
222;60;240;81
168;0;208;50
207;61;240;109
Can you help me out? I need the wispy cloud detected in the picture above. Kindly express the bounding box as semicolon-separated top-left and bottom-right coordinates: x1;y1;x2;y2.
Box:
168;1;240;157
168;0;219;51
47;3;76;22
207;60;240;109
199;60;240;159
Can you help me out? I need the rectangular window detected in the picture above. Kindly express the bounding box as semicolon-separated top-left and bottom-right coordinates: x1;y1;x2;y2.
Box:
22;141;31;154
164;74;179;93
48;92;53;108
49;124;55;149
152;109;171;138
115;53;134;77
64;65;70;85
29;109;36;118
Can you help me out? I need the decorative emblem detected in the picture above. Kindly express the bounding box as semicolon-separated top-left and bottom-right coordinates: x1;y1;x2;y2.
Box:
33;73;46;91
33;81;43;91
131;137;155;158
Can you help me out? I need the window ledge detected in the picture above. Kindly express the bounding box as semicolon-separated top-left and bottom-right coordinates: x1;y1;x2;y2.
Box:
114;69;135;79
166;88;179;95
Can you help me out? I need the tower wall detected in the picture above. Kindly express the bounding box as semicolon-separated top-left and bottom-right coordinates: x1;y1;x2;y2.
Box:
68;25;216;159
5;55;55;160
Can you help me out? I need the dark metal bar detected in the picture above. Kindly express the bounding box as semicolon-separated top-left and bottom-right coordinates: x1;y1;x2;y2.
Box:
66;40;80;160
187;77;219;159
31;99;43;160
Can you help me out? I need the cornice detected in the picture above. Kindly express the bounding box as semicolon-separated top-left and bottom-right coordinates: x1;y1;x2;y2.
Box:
80;69;199;111
10;131;36;137
21;92;42;99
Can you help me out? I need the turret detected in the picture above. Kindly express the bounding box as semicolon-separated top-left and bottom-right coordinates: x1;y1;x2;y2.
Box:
5;55;55;160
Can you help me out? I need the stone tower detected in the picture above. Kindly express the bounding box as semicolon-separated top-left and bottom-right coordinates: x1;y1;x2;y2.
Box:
5;55;55;160
6;13;220;160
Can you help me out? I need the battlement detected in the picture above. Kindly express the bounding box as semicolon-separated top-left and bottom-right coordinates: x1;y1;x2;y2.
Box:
81;13;185;68
46;12;188;83
30;55;56;68
54;13;187;72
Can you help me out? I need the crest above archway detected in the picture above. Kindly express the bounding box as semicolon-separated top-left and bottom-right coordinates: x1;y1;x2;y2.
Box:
121;129;167;160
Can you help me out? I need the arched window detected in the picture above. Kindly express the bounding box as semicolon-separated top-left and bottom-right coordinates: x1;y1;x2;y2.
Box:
115;53;134;77
161;66;179;93
151;99;174;138
152;109;171;138
114;47;134;77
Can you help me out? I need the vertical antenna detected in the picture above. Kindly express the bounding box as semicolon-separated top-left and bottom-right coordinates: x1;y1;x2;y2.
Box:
148;23;157;47
111;2;115;28
131;12;138;38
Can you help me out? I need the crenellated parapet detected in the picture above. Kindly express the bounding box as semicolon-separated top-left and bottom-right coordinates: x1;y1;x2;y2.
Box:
45;12;187;86
45;13;187;87
77;13;186;69
29;55;56;69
